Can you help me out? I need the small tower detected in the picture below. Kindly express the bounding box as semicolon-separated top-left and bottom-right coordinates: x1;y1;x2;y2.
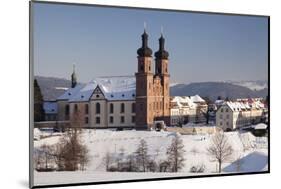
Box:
71;64;77;88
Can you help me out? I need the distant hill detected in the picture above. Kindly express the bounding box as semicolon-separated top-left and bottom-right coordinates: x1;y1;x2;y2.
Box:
35;76;72;101
170;82;268;101
35;76;268;101
227;80;268;91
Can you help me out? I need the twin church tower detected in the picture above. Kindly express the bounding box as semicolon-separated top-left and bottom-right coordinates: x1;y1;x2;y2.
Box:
135;29;170;129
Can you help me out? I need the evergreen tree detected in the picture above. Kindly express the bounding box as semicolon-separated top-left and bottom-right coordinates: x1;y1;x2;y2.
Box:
34;79;45;122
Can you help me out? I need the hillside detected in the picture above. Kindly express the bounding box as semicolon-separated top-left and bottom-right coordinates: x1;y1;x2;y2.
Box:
35;76;72;101
170;82;268;101
35;76;268;101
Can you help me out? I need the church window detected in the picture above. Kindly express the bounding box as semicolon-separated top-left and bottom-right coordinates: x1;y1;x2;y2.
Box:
96;117;100;124
85;117;89;124
74;104;78;113
85;104;89;114
96;103;100;114
65;105;69;116
109;116;114;123
96;94;100;98
110;103;114;113
121;103;125;113
132;116;135;123
120;116;125;123
132;103;136;113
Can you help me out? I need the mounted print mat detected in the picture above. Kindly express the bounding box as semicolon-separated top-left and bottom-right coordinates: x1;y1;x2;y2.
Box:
30;1;269;188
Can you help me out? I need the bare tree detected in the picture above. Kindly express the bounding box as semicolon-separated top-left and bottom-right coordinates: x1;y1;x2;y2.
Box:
126;154;137;172
166;134;185;172
52;129;89;171
207;131;234;173
135;139;149;172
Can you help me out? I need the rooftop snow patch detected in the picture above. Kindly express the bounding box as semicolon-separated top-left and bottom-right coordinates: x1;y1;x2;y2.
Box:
59;76;136;102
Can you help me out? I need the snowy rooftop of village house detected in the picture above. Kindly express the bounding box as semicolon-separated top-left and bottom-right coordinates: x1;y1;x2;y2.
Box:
43;101;58;114
170;96;205;108
225;100;265;112
58;76;136;102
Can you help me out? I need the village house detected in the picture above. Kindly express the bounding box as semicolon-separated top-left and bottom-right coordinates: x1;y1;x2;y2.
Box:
216;98;266;131
170;95;208;126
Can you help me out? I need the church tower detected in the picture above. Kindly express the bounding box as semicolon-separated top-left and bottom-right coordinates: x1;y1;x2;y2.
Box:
135;28;171;130
71;64;77;88
135;29;154;129
154;33;170;124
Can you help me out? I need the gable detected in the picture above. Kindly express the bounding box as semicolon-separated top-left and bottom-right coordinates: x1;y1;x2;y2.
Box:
90;85;106;100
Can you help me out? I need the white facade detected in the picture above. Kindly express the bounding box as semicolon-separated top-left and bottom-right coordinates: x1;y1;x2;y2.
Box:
216;99;265;131
170;95;207;126
57;76;136;128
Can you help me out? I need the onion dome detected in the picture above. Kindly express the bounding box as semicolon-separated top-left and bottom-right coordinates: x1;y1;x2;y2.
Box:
137;30;152;57
154;34;169;59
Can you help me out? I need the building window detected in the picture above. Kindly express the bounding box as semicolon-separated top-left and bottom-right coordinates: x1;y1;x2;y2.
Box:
226;122;229;126
132;116;135;123
120;116;125;123
132;103;136;113
110;103;114;114
85;104;89;114
74;104;78;112
226;108;229;112
85;117;89;124
220;122;223;126
109;116;114;124
65;105;69;116
96;103;100;114
226;114;229;119
96;117;100;124
121;103;125;113
221;108;224;112
220;115;223;119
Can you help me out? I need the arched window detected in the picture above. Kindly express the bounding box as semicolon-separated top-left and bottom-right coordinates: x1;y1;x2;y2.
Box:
132;103;136;113
74;104;78;113
85;104;89;114
96;103;100;114
110;103;114;114
120;103;125;113
65;105;69;116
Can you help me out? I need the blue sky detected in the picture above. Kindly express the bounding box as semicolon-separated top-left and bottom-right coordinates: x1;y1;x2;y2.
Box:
33;2;268;84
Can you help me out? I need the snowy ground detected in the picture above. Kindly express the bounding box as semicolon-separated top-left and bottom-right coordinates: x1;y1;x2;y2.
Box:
33;129;268;186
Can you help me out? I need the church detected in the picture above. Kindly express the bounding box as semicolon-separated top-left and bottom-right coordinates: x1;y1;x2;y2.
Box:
55;29;171;130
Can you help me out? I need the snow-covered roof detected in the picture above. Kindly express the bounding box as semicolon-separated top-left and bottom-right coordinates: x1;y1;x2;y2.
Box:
252;123;267;130
43;101;58;114
224;99;265;112
57;84;85;101
170;95;206;109
190;95;205;103
59;76;136;102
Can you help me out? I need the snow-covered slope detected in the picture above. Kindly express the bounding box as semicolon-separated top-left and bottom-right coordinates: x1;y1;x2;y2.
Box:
33;130;268;186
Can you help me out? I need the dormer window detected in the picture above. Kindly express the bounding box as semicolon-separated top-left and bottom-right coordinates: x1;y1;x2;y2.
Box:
111;94;114;98
122;94;125;97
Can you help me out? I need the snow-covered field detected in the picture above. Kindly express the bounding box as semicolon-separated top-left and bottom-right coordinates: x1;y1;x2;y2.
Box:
33;129;268;186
